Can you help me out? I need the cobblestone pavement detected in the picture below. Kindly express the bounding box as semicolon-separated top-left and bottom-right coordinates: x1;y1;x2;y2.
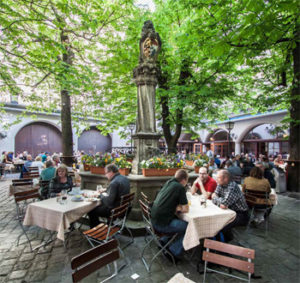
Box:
0;176;299;283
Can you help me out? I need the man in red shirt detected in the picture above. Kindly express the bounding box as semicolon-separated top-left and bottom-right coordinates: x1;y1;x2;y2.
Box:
191;167;217;199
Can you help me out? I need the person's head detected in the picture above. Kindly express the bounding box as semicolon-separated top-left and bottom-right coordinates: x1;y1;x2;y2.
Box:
216;169;230;186
35;156;42;162
225;160;233;168
198;167;209;183
52;154;60;162
250;166;263;179
56;164;68;179
45;160;53;168
175;169;189;186
105;164;119;181
27;155;32;161
255;161;265;172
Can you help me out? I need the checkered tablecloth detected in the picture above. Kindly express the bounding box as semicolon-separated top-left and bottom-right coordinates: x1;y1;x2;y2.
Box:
23;192;99;241
179;194;236;250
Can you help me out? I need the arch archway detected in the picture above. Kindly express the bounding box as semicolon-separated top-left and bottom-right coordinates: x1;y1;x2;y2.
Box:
78;127;112;155
241;124;289;158
15;121;62;157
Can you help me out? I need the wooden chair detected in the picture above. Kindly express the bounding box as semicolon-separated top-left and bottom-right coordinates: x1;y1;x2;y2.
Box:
202;239;255;283
71;239;120;283
139;199;178;272
83;202;130;247
11;179;34;195
28;166;39;173
119;192;135;248
14;187;40;251
244;189;272;230
23;171;40;179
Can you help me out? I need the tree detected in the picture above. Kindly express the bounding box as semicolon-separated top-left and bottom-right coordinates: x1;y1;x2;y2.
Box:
0;0;136;164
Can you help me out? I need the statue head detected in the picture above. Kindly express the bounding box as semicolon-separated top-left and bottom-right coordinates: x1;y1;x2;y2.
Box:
139;20;161;64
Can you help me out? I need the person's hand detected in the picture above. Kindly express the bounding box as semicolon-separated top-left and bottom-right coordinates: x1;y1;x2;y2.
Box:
176;205;182;213
211;193;216;199
220;204;228;209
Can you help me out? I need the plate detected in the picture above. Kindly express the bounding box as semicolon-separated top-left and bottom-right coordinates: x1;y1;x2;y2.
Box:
86;198;99;202
68;190;83;196
71;196;84;202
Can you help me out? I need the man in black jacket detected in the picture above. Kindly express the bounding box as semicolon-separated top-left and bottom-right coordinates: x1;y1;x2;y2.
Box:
88;164;130;228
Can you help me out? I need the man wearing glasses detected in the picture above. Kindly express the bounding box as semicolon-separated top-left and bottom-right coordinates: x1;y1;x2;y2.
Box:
191;167;217;199
88;164;130;228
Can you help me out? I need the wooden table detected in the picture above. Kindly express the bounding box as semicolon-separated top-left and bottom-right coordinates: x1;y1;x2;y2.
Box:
179;193;236;250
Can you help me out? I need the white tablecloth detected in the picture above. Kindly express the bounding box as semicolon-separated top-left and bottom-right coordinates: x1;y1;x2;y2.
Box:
179;194;236;250
23;192;99;241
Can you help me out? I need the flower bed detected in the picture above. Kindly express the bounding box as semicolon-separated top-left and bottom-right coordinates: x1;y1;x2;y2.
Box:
119;168;130;176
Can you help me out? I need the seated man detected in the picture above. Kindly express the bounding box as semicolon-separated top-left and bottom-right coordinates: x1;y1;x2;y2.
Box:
212;169;249;242
191;167;217;199
151;169;189;260
88;164;130;228
226;160;243;184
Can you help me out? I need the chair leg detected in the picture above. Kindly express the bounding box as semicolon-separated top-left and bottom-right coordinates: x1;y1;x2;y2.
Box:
120;226;134;249
203;260;207;283
247;208;254;230
17;222;33;252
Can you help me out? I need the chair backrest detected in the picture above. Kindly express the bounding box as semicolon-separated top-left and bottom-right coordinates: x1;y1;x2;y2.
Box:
140;192;151;206
28;166;39;172
109;202;129;224
203;239;255;282
14;188;40;203
12;178;33;186
120;192;135;206
23;171;40;179
139;199;151;226
71;239;119;283
244;189;271;206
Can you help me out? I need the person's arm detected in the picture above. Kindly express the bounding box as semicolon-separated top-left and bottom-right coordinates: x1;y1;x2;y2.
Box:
100;182;118;208
176;204;189;213
197;179;211;199
191;177;200;195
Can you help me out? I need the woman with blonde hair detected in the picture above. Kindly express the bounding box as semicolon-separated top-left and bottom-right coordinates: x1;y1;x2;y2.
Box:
49;164;73;197
31;156;44;174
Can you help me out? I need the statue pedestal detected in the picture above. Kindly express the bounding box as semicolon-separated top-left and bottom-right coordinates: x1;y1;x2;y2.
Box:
131;132;161;175
79;171;198;220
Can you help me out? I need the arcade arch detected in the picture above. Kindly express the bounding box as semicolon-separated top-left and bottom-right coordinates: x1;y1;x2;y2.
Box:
78;126;112;155
15;121;62;157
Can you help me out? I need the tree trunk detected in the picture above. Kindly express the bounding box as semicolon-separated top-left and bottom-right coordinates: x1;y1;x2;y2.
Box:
60;31;74;166
287;25;300;191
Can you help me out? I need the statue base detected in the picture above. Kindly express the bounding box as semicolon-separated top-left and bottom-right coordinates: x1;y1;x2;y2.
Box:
131;132;161;175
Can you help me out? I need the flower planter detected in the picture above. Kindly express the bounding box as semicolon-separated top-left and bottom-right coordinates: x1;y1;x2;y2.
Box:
83;164;91;172
90;166;105;175
119;168;130;176
142;168;179;177
185;160;194;166
194;166;200;173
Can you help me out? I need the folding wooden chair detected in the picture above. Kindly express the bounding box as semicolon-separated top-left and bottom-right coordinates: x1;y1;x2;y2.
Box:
83;202;129;247
119;192;135;248
28;166;39;173
244;189;272;230
23;171;40;179
202;239;255;283
11;179;34;195
71;239;120;283
139;199;178;272
14;188;40;251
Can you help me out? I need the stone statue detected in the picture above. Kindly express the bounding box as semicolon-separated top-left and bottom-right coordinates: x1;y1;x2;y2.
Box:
133;20;161;134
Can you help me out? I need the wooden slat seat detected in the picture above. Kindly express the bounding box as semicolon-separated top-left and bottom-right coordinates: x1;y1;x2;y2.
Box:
202;239;255;283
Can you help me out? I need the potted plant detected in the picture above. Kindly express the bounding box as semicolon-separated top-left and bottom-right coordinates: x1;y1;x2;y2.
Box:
185;153;195;166
90;153;114;174
140;156;184;177
193;155;209;173
114;157;132;176
81;155;93;171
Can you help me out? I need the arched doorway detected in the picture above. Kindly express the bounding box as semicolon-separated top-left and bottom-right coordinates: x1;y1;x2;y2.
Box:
15;122;62;157
78;127;112;155
207;130;234;158
241;124;289;158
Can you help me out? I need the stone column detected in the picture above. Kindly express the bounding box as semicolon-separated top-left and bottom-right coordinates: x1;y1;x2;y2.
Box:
235;142;241;155
131;21;161;175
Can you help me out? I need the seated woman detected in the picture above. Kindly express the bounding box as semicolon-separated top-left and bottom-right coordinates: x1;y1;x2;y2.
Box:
49;164;73;197
242;166;271;224
31;156;45;174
